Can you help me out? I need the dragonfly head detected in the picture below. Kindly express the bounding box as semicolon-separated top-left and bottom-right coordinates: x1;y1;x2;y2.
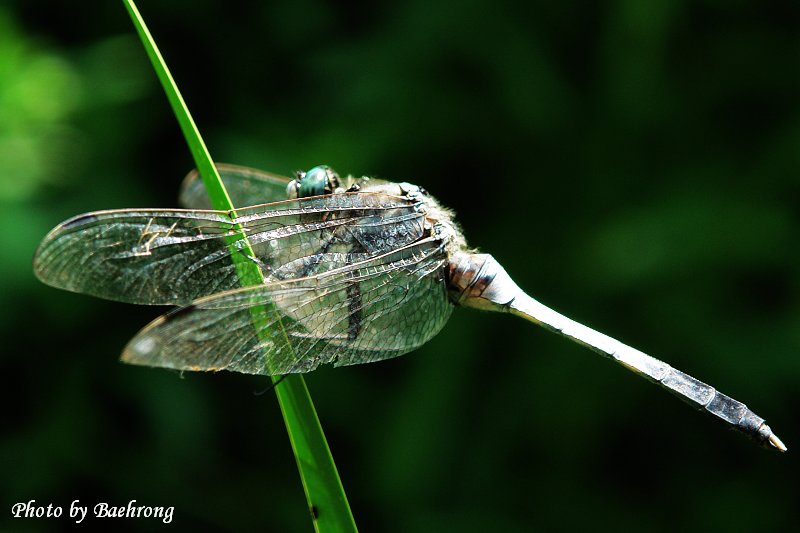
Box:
287;165;341;199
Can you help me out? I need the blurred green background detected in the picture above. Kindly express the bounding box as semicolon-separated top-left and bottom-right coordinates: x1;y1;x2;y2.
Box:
2;0;799;531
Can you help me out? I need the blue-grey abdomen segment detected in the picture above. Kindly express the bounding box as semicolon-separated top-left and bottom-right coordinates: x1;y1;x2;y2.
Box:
659;368;770;443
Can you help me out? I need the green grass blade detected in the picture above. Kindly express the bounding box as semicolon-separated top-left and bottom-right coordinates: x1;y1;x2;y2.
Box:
122;2;357;530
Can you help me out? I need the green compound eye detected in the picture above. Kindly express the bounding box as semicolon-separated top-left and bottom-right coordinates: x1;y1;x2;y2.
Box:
287;165;341;199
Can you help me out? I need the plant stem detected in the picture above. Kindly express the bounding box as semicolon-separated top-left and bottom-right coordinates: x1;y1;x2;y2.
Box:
122;1;357;530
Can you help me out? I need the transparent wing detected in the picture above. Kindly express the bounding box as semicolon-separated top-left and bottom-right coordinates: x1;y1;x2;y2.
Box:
121;238;452;375
179;163;292;209
33;192;427;305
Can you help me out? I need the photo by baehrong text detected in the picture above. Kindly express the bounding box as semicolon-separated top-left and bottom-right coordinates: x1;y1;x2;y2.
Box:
11;499;174;524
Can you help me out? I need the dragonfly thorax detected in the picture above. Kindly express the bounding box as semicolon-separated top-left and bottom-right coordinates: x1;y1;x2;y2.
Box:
292;166;468;261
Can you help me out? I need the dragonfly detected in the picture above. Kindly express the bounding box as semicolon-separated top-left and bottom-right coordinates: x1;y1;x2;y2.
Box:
34;163;786;452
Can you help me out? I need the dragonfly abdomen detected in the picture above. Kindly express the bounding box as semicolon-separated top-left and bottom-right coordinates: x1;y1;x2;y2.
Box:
446;251;786;452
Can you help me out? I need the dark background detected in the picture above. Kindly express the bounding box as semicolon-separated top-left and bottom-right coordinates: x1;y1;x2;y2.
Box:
2;1;799;531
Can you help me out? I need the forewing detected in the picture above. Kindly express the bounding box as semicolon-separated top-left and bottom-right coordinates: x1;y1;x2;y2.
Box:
33;192;426;305
179;163;292;209
121;238;453;375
